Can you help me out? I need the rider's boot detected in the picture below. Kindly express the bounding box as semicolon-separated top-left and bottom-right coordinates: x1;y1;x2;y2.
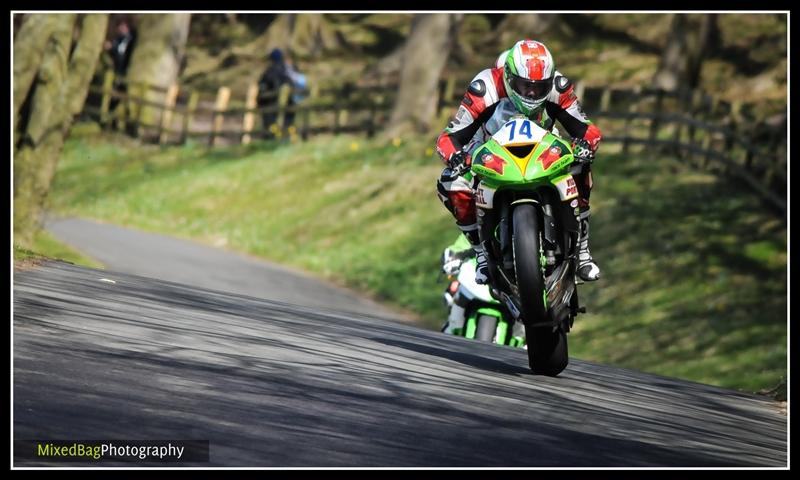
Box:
460;223;489;285
577;209;601;282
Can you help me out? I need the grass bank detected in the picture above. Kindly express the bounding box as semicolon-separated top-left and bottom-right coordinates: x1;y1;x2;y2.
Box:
49;124;786;394
13;229;104;270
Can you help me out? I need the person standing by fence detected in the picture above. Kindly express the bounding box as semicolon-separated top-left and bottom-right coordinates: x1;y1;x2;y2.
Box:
104;17;137;124
257;48;306;138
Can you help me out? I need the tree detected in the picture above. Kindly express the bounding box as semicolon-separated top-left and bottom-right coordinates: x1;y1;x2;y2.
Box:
383;14;461;139
14;14;109;245
653;14;718;92
125;14;191;137
494;14;562;50
249;14;342;59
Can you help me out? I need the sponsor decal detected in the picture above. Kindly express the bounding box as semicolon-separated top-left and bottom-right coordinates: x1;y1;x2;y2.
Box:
452;105;473;128
570;199;578;208
475;184;496;208
554;175;579;201
565;177;577;196
481;153;506;175
539;145;562;170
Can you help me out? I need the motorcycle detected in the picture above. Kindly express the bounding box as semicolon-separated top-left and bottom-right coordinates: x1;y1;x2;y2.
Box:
440;239;526;348
457;116;589;376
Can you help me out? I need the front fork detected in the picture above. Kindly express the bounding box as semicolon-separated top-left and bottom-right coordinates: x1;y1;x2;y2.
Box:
478;195;584;329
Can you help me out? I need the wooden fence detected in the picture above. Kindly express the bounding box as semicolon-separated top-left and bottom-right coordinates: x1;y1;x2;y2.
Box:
81;70;786;213
83;71;395;147
573;84;787;213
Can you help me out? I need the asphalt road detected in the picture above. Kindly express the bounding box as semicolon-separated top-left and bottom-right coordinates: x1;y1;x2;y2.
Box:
43;217;411;322
11;218;787;467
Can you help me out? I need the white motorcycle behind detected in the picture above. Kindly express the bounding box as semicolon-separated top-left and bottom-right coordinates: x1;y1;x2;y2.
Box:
441;236;526;347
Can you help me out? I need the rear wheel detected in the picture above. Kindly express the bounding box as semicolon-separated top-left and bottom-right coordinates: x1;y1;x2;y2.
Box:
475;315;498;343
512;204;568;376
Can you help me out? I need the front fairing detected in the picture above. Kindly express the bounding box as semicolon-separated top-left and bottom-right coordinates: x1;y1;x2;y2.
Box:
458;258;500;304
470;118;576;198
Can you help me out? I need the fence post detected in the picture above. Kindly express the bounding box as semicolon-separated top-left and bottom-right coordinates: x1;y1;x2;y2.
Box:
127;82;144;138
574;81;585;104
648;89;664;143
209;86;231;147
158;84;180;145
622;86;641;155
439;77;456;118
685;90;703;164
337;104;349;132
99;70;115;129
367;101;376;138
180;90;199;145
763;142;777;188
367;92;386;138
301;105;311;140
701;96;719;168
769;126;787;191
727;101;751;169
302;84;319;140
242;83;259;145
670;90;691;157
599;87;611;113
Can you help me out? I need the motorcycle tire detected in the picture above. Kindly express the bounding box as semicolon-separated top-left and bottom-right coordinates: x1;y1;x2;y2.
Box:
512;203;569;376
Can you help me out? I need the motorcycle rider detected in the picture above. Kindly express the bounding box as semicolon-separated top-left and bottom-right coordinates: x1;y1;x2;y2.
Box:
440;233;474;335
441;233;527;343
435;39;603;285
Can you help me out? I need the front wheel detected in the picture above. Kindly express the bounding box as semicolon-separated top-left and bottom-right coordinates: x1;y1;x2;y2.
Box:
525;325;568;376
512;204;568;376
512;204;547;321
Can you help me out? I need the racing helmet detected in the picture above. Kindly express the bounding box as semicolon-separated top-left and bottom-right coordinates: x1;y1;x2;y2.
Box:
502;39;556;117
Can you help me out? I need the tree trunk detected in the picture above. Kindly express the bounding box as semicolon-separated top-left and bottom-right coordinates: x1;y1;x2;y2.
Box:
686;14;718;89
126;13;191;137
13;14;61;120
495;14;560;50
383;14;457;139
255;14;341;58
653;14;717;92
14;14;109;245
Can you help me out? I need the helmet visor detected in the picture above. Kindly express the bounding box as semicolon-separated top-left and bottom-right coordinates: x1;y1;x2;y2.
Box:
508;73;553;101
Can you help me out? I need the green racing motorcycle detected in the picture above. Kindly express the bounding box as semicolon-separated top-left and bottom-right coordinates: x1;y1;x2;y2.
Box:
440;234;526;348
458;116;591;376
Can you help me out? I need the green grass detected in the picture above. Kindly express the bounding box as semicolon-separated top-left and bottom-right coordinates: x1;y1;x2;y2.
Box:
49;126;786;394
14;229;104;269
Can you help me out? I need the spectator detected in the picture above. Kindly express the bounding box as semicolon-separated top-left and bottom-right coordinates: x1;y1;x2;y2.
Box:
104;18;137;124
257;48;306;138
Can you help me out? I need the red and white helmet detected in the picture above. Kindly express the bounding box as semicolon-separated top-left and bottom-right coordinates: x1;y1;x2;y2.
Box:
501;40;556;117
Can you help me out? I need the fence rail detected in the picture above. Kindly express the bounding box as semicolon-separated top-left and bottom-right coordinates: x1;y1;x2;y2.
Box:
81;70;786;213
